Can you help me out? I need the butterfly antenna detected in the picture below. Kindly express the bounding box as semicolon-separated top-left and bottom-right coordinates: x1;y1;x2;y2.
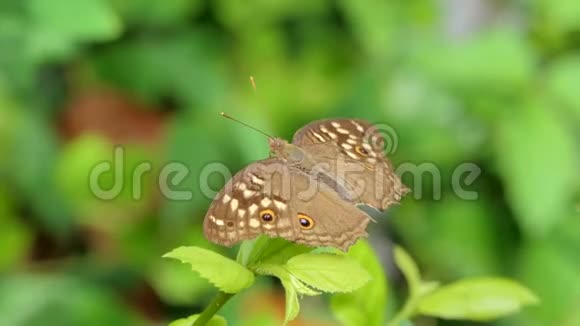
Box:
220;112;273;139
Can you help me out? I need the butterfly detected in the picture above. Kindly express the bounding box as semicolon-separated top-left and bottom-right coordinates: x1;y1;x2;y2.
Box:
203;118;408;251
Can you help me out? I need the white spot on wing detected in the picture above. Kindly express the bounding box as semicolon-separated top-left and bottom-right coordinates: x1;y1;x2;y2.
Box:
222;194;231;203
249;204;258;215
249;218;260;228
351;120;364;132
243;189;256;199
345;151;358;159
341;143;352;150
238;209;246;218
250;174;264;185
261;198;272;207
331;122;341;128
336;128;349;134
274;200;287;211
215;219;225;226
230;198;239;211
311;132;325;142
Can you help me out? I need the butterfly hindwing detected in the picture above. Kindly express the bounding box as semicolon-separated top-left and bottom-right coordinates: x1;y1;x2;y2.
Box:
292;118;386;163
292;119;409;211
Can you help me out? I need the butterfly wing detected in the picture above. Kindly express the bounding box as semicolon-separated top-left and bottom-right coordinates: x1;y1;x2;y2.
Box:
292;119;408;210
203;158;370;251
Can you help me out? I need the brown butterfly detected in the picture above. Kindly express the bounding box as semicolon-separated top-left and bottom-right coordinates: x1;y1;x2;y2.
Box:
203;116;408;251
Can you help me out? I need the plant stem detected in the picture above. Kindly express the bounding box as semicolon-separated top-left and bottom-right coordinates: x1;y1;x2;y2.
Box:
386;296;417;326
192;291;235;326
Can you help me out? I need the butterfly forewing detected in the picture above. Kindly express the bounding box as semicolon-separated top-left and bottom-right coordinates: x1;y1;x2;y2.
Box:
203;158;370;250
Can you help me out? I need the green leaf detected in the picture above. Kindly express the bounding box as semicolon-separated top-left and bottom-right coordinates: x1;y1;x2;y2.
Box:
338;0;398;59
149;259;214;305
391;198;505;278
163;246;254;293
514;237;580;325
409;30;533;92
495;100;577;236
113;0;204;27
28;0;122;42
546;55;580;122
331;240;388;326
0;189;31;269
0;275;141;325
238;235;313;267
285;253;371;293
250;261;321;297
393;246;421;296
536;0;580;33
279;272;300;325
252;264;301;324
169;314;227;326
289;276;322;296
416;277;539;321
417;281;440;297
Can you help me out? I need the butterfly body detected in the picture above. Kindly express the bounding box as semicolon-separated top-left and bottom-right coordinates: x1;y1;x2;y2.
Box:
204;118;408;250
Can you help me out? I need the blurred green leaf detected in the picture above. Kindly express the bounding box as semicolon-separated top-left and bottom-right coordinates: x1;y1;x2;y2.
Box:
56;135;155;232
111;0;203;27
159;114;225;231
409;29;534;93
338;0;397;59
169;314;227;326
8;111;72;234
535;0;580;34
331;240;388;326
495;100;577;236
545;55;580;122
391;199;505;278
0;188;31;270
28;0;121;42
163;246;255;293
513;238;580;325
394;246;421;296
214;0;329;29
284;253;371;293
0;275;141;326
416;277;539;321
90;31;226;108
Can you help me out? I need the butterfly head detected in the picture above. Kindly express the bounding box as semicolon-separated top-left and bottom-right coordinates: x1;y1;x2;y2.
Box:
269;137;288;155
269;137;305;163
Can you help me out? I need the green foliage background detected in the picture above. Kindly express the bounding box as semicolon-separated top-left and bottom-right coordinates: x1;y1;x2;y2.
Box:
0;0;578;325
